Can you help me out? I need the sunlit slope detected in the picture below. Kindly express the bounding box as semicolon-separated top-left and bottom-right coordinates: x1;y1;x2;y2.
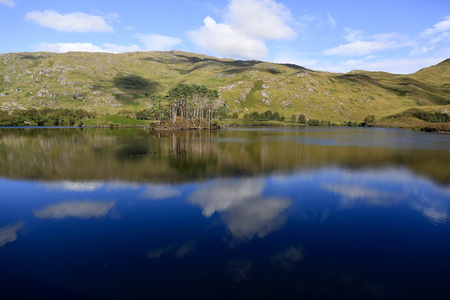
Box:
0;51;448;122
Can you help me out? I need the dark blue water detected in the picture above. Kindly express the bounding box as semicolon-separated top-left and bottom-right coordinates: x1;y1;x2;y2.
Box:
0;127;449;299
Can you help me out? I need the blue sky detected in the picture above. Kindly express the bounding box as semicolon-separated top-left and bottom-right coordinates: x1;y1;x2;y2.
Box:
0;0;449;74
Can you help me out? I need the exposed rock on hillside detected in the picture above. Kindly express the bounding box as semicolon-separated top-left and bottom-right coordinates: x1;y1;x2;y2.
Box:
0;51;448;121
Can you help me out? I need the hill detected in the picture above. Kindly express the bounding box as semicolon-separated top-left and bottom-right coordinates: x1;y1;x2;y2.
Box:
0;51;449;123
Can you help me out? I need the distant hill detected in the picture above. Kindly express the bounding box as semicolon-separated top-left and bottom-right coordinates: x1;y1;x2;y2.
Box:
0;51;449;122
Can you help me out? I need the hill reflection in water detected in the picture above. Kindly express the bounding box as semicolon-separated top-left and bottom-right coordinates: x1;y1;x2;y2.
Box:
0;127;450;299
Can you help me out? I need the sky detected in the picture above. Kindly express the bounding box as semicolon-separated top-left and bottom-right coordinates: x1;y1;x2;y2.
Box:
0;0;449;74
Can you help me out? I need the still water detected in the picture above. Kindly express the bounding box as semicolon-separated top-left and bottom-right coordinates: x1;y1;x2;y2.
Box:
0;127;450;299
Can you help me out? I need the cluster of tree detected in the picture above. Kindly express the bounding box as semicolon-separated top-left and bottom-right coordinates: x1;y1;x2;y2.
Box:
0;108;96;126
143;83;222;127
115;84;225;128
343;121;359;127
307;119;338;126
165;83;220;127
363;115;375;125
291;113;307;124
413;111;450;123
244;110;285;122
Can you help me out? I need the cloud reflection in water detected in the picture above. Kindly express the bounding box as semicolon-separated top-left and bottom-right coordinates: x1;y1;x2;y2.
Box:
147;241;197;259
270;246;303;270
34;200;116;220
0;222;24;247
142;184;181;200
190;178;291;240
44;180;140;192
321;183;406;208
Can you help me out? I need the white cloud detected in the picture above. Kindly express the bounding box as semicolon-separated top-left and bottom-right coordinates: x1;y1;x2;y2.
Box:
323;32;415;56
410;45;435;55
0;0;14;8
188;0;296;59
25;10;114;33
134;33;182;51
101;43;141;53
32;32;181;53
430;32;450;44
226;0;296;40
346;56;447;74
34;200;116;220
0;222;24;247
343;28;364;43
188;17;268;59
33;42;140;53
327;12;337;29
422;15;450;37
324;40;383;56
277;54;447;74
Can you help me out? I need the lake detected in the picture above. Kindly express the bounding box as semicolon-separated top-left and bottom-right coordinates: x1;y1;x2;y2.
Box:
1;126;450;299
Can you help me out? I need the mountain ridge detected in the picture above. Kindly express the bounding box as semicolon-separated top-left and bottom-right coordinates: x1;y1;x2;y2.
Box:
1;51;448;122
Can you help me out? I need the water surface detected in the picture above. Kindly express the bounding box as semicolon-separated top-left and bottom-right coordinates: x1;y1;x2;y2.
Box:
0;127;449;299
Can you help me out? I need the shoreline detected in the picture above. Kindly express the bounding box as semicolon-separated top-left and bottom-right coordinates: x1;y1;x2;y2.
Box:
1;122;449;133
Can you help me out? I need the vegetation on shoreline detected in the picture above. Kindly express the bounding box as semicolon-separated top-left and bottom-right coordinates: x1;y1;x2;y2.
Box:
1;105;449;132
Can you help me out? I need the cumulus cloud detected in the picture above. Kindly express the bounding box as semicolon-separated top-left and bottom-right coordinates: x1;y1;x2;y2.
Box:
34;200;116;220
189;178;291;240
134;33;182;51
226;0;296;40
25;10;114;33
188;0;296;59
188;17;268;60
323;32;415;56
0;222;24;247
33;42;140;53
0;0;14;8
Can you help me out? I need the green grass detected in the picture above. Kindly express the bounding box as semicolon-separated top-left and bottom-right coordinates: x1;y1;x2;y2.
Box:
0;51;449;124
243;80;263;107
84;116;153;126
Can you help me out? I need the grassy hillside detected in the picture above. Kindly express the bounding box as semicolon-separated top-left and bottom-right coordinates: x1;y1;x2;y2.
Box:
0;51;448;123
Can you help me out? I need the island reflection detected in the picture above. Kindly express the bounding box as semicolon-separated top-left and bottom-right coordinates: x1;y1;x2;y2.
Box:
0;127;449;184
